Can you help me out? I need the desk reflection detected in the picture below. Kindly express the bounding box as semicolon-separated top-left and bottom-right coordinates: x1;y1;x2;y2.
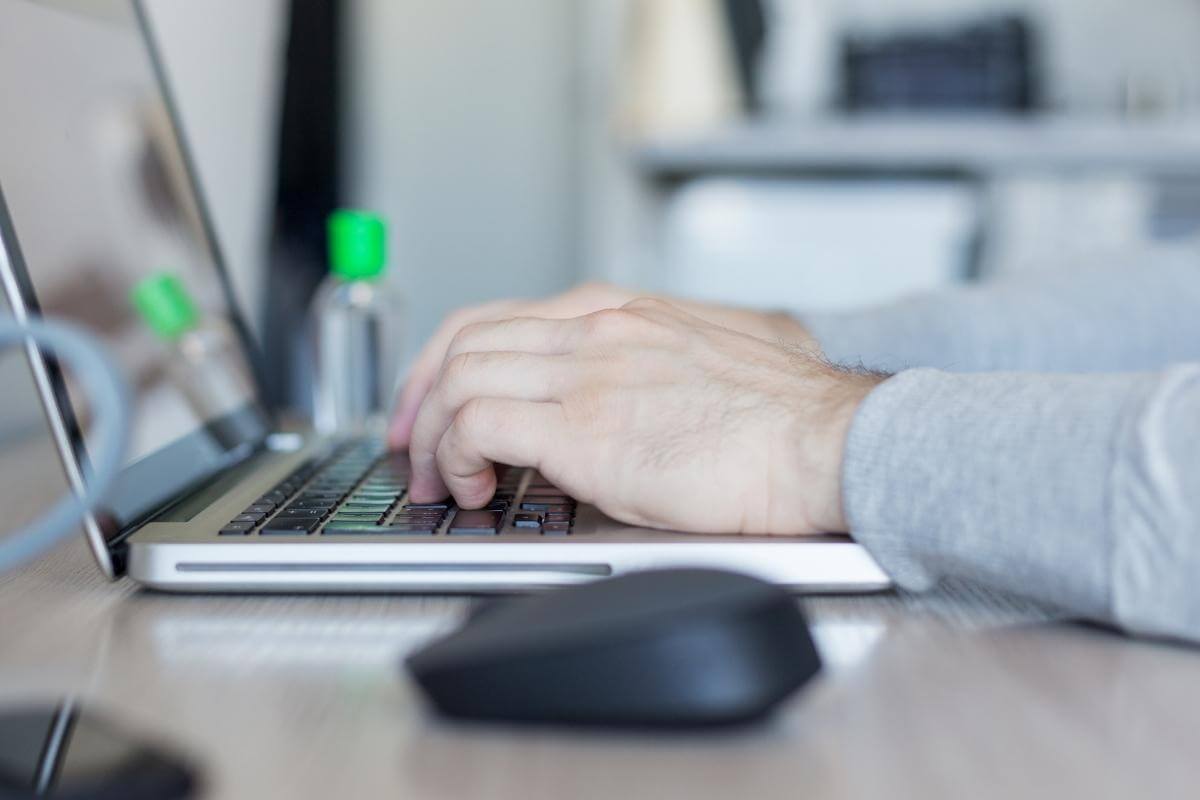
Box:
113;595;467;673
113;593;885;676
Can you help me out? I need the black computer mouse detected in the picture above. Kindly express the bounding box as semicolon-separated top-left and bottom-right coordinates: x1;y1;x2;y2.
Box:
405;569;822;728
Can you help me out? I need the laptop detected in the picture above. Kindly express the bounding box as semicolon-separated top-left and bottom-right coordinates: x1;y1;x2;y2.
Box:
0;0;890;593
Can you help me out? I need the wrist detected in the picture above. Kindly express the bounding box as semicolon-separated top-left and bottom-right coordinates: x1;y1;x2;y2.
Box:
765;311;815;349
795;369;886;533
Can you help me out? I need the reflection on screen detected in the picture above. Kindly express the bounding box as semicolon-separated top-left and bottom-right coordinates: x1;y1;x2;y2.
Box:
0;0;267;532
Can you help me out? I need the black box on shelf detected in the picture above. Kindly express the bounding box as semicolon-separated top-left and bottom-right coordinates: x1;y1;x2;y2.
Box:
840;15;1039;112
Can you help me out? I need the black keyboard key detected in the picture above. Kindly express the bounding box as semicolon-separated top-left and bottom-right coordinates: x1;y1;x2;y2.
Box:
278;506;330;518
512;513;542;529
380;524;437;535
541;522;572;535
322;523;384;535
351;489;400;499
296;498;343;507
299;489;345;498
447;510;503;536
390;519;442;529
257;492;287;505
331;515;384;526
271;513;326;525
341;502;393;512
287;500;337;510
521;500;574;512
403;502;451;511
351;499;399;508
362;484;404;494
244;503;275;514
392;511;444;522
231;512;266;524
307;484;354;494
260;520;319;535
544;512;574;525
321;479;361;489
219;521;254;535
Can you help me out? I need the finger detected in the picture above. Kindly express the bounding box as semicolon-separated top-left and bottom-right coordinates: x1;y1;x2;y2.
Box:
407;351;579;501
444;316;590;363
390;292;636;448
388;300;519;448
434;399;566;508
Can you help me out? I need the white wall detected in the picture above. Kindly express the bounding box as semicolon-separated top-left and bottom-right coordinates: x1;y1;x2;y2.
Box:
344;0;580;358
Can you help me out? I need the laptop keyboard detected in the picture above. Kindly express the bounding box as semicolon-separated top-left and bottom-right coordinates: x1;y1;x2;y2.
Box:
218;440;578;538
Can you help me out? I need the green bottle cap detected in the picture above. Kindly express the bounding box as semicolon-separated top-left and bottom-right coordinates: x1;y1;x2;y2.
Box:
328;209;387;280
131;273;199;341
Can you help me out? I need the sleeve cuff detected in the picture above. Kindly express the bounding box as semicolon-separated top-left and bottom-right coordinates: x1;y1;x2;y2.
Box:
839;368;1150;620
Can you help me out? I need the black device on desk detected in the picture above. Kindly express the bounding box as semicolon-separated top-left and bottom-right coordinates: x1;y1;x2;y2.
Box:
407;569;823;728
0;701;196;799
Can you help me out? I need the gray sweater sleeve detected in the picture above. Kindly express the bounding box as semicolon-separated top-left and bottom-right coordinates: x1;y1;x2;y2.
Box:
842;366;1200;642
801;244;1200;373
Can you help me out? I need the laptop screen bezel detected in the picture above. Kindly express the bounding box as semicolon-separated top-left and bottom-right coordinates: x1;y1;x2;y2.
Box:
0;0;276;578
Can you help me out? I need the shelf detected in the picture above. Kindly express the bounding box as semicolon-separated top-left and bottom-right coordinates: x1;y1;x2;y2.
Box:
636;115;1200;178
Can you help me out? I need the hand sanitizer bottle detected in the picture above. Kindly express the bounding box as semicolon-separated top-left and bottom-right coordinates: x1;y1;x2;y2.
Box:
311;210;403;434
131;273;256;426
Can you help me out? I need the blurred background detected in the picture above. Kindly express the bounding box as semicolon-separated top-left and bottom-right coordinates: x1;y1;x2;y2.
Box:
10;0;1200;427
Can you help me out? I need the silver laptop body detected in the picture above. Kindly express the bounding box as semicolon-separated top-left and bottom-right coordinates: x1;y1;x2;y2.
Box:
0;0;890;593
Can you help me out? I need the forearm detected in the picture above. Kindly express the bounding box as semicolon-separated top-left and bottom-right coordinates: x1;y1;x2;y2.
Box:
801;245;1200;373
842;365;1200;641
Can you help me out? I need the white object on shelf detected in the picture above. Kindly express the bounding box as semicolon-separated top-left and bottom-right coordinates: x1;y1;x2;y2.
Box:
659;178;978;313
759;0;837;117
619;0;743;138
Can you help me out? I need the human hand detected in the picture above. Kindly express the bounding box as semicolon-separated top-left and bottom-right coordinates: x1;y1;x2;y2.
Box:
388;282;813;449
405;298;882;535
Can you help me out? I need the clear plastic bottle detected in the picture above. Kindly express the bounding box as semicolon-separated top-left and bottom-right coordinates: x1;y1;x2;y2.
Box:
132;272;255;425
311;210;403;434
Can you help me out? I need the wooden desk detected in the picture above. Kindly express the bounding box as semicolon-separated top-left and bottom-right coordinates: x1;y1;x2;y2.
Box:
1;430;1197;799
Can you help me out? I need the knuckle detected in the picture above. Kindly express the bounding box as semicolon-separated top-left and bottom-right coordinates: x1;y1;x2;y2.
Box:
622;296;666;312
443;351;476;384
456;397;489;432
584;307;636;338
446;320;486;358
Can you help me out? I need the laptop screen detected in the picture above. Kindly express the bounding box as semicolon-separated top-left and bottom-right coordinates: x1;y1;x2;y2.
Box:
0;0;271;536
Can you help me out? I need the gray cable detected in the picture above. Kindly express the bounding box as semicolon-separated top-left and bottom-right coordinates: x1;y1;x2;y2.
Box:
0;316;130;572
